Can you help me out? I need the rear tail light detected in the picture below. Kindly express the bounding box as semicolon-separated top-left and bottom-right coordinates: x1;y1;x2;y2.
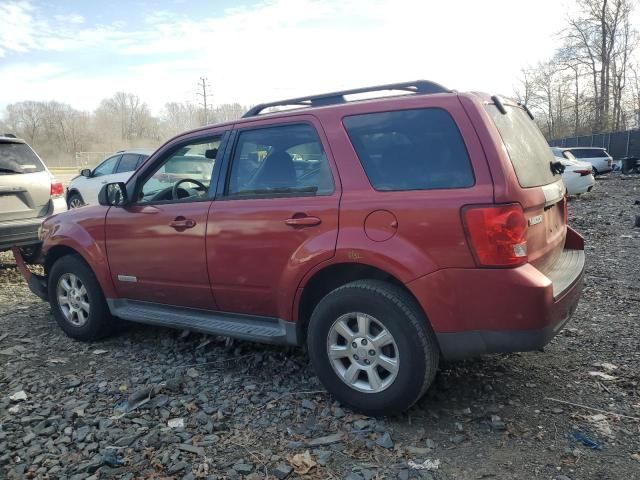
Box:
574;169;591;176
50;182;64;198
462;204;528;267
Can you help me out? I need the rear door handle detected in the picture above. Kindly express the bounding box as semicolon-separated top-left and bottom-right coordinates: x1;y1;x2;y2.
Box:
285;216;322;227
170;216;196;229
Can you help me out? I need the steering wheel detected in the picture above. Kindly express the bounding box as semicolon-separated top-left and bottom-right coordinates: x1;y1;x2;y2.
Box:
172;178;208;200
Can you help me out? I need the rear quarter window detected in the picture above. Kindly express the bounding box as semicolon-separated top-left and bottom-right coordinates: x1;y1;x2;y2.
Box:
0;142;45;173
485;105;556;188
343;108;474;191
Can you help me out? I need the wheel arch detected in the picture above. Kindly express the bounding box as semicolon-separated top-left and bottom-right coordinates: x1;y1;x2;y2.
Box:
66;188;84;204
296;262;431;343
44;242;116;299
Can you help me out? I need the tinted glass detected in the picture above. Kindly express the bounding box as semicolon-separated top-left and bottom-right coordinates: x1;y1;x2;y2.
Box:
569;148;608;159
0;142;45;173
486;105;556;188
93;155;120;177
343;108;474;191
115;153;140;173
227;124;334;197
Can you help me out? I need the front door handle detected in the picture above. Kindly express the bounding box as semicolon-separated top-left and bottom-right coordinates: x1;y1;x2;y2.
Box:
285;216;322;227
170;216;196;229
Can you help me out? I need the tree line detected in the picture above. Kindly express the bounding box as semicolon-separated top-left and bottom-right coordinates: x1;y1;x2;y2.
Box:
0;92;247;167
516;0;640;140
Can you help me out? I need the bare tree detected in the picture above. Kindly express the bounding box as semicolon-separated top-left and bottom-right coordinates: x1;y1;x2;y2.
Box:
5;101;46;144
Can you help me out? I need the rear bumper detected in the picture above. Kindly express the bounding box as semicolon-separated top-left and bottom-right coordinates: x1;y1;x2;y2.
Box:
407;227;585;360
0;197;66;251
0;217;41;250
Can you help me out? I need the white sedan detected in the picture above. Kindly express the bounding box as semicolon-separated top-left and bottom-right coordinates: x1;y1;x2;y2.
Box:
66;149;151;208
553;152;595;196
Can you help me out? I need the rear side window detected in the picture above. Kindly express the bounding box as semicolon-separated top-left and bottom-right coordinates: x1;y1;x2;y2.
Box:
570;149;608;159
116;153;140;173
343;108;474;191
0;142;45;173
486;105;556;188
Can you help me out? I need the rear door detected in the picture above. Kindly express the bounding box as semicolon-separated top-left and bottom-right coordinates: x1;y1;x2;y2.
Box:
484;103;567;272
0;141;51;222
207;117;340;319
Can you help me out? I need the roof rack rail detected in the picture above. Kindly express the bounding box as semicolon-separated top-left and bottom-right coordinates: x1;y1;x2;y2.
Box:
2;133;17;138
242;80;451;118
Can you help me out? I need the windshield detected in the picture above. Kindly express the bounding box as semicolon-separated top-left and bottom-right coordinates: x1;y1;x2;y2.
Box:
486;105;557;188
0;142;45;174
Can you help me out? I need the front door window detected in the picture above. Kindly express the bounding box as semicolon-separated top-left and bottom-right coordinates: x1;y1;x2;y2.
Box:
138;139;220;203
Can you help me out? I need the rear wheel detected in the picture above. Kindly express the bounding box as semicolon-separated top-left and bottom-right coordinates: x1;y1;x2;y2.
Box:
48;255;114;341
67;193;84;209
307;280;439;415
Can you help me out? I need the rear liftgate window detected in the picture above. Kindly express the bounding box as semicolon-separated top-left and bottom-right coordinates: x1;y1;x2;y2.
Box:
0;143;45;173
343;108;474;191
486;104;557;188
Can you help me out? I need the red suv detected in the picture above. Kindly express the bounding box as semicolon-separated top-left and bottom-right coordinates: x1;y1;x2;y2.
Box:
14;81;585;415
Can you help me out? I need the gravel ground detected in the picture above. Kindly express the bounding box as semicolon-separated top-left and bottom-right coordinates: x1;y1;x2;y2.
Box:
1;173;639;480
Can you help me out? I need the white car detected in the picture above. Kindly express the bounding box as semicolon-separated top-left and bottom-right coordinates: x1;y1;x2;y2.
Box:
552;147;613;175
552;149;595;195
66;149;151;208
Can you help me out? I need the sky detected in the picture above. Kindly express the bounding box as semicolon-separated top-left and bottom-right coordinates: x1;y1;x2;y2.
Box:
0;0;578;115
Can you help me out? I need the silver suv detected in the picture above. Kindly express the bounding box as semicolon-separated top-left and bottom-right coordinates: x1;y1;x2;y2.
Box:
0;134;67;252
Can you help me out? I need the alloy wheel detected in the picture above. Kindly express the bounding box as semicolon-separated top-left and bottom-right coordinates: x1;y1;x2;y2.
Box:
326;312;400;393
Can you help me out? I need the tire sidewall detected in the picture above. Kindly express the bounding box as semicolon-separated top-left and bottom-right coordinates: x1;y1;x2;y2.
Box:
48;255;109;340
308;286;429;415
68;194;83;209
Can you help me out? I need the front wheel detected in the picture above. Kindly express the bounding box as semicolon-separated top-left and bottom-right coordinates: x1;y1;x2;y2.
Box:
307;280;439;416
48;255;114;341
67;193;84;209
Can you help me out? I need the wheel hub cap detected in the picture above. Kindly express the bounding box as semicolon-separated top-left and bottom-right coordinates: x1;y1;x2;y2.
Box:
327;312;400;393
56;273;90;327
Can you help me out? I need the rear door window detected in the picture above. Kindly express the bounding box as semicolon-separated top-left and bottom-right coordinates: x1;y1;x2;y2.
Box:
486;105;556;188
343;108;474;191
115;153;141;173
226;123;334;197
0;142;45;174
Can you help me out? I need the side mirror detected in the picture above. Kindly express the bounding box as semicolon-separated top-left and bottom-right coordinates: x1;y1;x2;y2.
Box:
98;182;129;207
80;168;92;178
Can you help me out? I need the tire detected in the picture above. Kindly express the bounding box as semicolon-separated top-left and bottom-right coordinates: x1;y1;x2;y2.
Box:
67;193;84;209
592;166;599;176
48;254;114;341
307;280;439;416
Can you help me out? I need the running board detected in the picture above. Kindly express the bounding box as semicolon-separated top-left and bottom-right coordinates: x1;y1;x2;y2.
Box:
107;299;299;345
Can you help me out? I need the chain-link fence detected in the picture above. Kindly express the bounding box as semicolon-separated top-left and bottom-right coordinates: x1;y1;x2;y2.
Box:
43;151;114;171
549;129;640;159
75;152;114;169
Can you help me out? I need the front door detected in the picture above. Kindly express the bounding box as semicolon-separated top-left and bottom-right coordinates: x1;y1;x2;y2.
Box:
207;118;340;319
105;134;225;309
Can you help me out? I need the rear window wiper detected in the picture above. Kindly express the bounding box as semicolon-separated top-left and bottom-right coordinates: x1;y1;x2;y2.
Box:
0;167;23;174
